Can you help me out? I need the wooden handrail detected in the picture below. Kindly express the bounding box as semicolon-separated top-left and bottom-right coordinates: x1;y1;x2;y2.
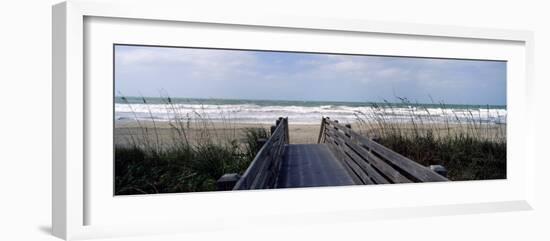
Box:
233;117;289;190
319;117;448;184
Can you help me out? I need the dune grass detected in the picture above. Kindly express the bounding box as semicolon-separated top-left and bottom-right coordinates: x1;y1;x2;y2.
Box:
353;99;506;181
115;95;507;194
114;96;269;195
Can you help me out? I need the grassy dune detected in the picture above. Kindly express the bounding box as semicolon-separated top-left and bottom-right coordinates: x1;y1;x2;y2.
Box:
354;101;506;181
115;96;507;195
114;96;269;195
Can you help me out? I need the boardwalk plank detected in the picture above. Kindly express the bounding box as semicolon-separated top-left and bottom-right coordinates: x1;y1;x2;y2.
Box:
276;144;356;188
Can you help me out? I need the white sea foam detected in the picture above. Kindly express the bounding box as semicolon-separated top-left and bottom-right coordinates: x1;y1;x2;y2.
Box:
115;103;507;125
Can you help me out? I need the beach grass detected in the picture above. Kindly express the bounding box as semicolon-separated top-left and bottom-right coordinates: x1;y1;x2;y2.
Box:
353;99;506;181
114;96;269;195
115;95;507;195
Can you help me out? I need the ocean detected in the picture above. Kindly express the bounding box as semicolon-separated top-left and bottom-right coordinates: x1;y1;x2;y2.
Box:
115;97;507;125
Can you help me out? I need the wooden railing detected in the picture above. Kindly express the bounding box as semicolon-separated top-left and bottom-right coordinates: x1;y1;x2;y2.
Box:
232;117;289;190
318;117;448;184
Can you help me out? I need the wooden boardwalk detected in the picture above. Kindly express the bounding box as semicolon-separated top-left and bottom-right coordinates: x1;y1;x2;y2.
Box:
276;144;355;188
221;117;448;191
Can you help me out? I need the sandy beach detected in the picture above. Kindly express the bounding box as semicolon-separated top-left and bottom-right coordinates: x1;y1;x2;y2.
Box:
355;122;506;141
115;121;323;146
115;119;506;148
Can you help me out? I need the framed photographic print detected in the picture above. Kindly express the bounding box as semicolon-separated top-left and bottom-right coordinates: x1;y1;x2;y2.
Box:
52;0;535;240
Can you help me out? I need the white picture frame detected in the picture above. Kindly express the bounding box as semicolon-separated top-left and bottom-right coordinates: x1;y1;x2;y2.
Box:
52;0;535;240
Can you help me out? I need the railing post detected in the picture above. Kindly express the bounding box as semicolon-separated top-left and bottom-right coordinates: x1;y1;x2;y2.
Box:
318;117;325;143
344;123;352;138
273;117;283;136
429;165;448;178
285;117;289;144
216;173;241;191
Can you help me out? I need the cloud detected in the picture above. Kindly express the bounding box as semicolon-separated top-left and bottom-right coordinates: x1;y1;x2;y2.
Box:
115;45;506;105
116;45;260;81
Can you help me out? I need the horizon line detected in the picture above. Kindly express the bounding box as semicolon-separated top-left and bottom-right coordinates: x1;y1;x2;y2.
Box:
114;95;507;107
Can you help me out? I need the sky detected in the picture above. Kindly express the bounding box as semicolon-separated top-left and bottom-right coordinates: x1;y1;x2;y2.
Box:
114;45;507;106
